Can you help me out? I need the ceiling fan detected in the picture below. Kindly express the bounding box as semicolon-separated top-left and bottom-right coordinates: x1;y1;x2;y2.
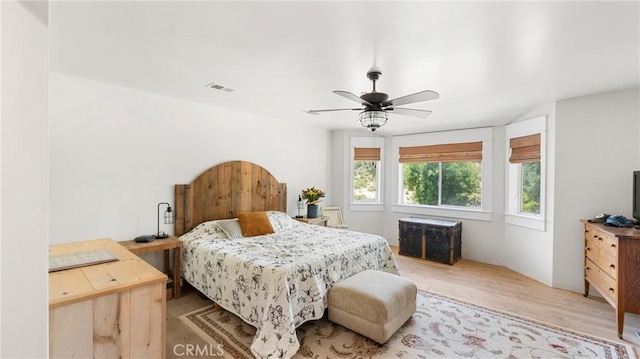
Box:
306;67;439;132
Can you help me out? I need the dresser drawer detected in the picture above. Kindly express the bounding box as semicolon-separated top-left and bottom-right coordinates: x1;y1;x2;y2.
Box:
585;258;617;305
585;237;618;280
584;226;619;257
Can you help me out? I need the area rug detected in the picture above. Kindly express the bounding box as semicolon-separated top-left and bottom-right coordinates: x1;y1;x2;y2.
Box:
179;290;637;359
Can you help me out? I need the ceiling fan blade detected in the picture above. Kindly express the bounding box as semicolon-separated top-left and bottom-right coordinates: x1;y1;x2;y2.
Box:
333;90;373;106
385;107;433;119
305;108;361;115
383;90;439;107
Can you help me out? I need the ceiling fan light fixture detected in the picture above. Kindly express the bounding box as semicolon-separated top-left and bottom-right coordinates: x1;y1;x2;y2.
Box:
359;110;388;132
306;68;438;131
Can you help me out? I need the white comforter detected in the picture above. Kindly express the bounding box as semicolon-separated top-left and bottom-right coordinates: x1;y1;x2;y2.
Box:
180;216;399;359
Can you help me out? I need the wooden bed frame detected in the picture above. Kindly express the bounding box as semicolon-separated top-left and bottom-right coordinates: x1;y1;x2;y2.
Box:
174;161;287;236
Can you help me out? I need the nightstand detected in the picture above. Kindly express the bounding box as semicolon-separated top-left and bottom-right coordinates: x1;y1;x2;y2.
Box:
294;216;329;227
120;236;183;299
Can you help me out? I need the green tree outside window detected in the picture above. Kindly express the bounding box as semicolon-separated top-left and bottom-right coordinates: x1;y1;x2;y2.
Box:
353;161;378;201
402;162;481;207
521;162;541;214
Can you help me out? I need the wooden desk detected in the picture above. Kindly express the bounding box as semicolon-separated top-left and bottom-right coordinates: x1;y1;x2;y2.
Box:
294;215;329;226
120;236;183;299
49;238;167;358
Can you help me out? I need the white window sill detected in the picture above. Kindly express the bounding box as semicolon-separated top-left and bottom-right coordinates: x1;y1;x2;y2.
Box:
392;204;492;221
350;203;384;212
505;213;546;231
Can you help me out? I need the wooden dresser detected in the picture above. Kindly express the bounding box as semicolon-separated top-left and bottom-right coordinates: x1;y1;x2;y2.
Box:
49;238;167;358
581;220;640;338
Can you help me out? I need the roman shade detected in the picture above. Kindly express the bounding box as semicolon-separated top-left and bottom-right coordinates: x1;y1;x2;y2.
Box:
398;141;483;163
509;133;540;163
354;147;381;161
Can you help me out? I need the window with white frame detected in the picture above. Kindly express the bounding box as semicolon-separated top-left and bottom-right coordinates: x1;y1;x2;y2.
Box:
391;128;493;221
505;116;546;230
399;142;482;208
350;137;383;207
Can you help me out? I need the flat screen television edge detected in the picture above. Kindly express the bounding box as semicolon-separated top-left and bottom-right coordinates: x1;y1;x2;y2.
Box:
633;171;640;223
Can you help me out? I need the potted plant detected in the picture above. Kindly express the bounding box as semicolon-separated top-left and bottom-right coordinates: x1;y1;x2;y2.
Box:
301;187;325;218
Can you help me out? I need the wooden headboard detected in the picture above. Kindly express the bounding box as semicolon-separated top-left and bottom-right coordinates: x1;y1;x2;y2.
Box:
174;161;287;236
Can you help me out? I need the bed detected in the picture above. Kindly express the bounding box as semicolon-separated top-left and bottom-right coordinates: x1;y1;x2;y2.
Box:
175;161;399;359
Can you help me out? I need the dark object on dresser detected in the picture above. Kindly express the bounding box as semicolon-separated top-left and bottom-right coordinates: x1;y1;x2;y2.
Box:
398;218;462;265
134;234;155;243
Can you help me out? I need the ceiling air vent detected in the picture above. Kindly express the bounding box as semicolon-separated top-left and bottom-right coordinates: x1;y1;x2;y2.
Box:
206;82;235;93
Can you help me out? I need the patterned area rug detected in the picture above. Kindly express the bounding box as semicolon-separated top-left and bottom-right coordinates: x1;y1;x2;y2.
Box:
179;290;637;359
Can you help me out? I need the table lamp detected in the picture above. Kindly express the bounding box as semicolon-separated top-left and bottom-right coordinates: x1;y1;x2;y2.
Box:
155;202;175;239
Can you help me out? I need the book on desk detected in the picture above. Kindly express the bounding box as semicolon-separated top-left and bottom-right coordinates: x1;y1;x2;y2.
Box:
48;248;118;272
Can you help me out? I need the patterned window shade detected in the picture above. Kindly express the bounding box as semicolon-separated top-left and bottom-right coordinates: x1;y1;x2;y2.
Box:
509;133;540;163
354;147;381;161
399;141;483;163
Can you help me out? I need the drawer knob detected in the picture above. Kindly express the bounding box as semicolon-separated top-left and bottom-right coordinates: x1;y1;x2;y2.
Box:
585;247;591;252
597;236;603;241
610;264;615;270
609;288;615;293
585;266;590;271
610;243;616;248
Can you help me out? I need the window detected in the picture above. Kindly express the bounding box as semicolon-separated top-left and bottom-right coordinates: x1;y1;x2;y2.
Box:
521;162;541;214
509;133;541;215
399;142;482;208
350;137;384;209
353;147;380;202
506;117;546;230
391;128;493;221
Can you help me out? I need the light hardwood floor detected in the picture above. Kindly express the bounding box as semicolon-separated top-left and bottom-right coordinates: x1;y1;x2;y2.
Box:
166;246;640;358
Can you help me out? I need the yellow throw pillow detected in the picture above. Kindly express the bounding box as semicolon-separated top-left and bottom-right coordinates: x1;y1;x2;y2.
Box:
237;212;275;237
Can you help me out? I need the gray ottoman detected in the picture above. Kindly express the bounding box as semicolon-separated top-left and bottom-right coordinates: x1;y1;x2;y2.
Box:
328;270;417;344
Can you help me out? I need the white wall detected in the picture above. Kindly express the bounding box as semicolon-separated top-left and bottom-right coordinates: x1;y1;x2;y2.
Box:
503;103;556;286
49;73;332;244
1;1;49;357
330;131;348;216
1;4;4;352
503;89;640;291
553;89;639;291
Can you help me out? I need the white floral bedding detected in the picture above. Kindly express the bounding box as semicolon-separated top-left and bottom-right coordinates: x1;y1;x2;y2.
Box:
180;212;399;359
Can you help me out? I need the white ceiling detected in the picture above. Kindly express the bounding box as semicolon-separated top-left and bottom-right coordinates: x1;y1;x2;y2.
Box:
50;1;639;135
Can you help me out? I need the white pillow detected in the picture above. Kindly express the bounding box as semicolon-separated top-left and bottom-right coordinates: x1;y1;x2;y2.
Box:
216;219;244;239
180;220;229;242
267;211;297;232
